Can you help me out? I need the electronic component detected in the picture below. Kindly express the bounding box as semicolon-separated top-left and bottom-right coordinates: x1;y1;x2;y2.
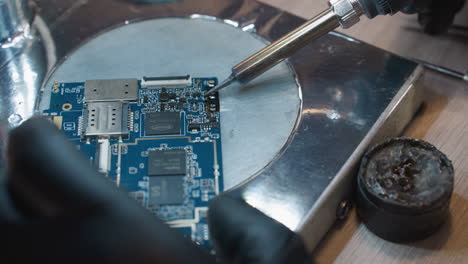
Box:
84;78;138;102
188;123;201;133
44;76;223;251
84;102;129;136
144;112;181;136
149;176;185;206
159;93;169;102
200;179;215;192
141;75;192;89
148;149;187;176
205;93;219;112
53;116;63;129
97;139;111;174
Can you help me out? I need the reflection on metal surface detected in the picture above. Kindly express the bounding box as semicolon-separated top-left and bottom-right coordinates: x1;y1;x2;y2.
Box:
244;189;304;230
0;14;54;134
329;31;361;43
0;0;33;44
0;0;422;251
223;19;239;27
0;27;30;49
241;23;256;32
299;67;423;249
189;14;217;21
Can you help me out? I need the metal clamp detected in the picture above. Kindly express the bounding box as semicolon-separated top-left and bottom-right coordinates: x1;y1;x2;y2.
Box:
329;0;363;29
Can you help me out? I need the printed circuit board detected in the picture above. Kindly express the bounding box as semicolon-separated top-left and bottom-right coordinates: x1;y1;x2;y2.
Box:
43;76;223;251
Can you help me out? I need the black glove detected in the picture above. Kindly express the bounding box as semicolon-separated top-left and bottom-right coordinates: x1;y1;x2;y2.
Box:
0;118;312;264
401;0;466;34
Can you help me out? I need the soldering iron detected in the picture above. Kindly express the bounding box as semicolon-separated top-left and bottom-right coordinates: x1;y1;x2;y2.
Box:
207;0;466;94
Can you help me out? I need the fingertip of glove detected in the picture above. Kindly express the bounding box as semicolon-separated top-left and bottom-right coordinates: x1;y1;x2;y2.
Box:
9;117;60;149
208;193;313;264
208;193;242;225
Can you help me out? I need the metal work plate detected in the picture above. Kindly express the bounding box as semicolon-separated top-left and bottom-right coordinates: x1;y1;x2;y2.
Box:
1;0;422;250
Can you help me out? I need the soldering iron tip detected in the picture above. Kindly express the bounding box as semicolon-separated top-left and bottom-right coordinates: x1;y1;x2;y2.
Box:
206;75;235;95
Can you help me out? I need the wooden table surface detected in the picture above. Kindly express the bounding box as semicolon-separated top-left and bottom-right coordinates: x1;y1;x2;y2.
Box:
259;1;468;263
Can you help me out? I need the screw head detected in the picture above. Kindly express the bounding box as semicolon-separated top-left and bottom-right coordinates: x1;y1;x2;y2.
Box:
336;200;353;220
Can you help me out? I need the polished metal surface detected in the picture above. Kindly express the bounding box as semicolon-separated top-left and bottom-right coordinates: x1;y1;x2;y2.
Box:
0;0;54;165
0;0;33;44
233;36;421;220
0;0;422;251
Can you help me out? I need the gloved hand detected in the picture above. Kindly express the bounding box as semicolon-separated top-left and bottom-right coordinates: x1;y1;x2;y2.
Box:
0;118;312;264
401;0;466;34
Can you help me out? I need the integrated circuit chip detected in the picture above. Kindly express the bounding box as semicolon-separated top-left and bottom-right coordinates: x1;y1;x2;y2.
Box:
145;112;181;136
149;176;185;206
148;149;187;176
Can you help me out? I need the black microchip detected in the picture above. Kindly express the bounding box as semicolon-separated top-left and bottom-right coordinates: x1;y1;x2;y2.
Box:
148;149;187;176
188;123;201;132
149;176;185;206
145;112;180;136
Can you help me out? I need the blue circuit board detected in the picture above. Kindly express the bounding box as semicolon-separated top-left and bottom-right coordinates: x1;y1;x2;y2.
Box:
43;76;223;251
